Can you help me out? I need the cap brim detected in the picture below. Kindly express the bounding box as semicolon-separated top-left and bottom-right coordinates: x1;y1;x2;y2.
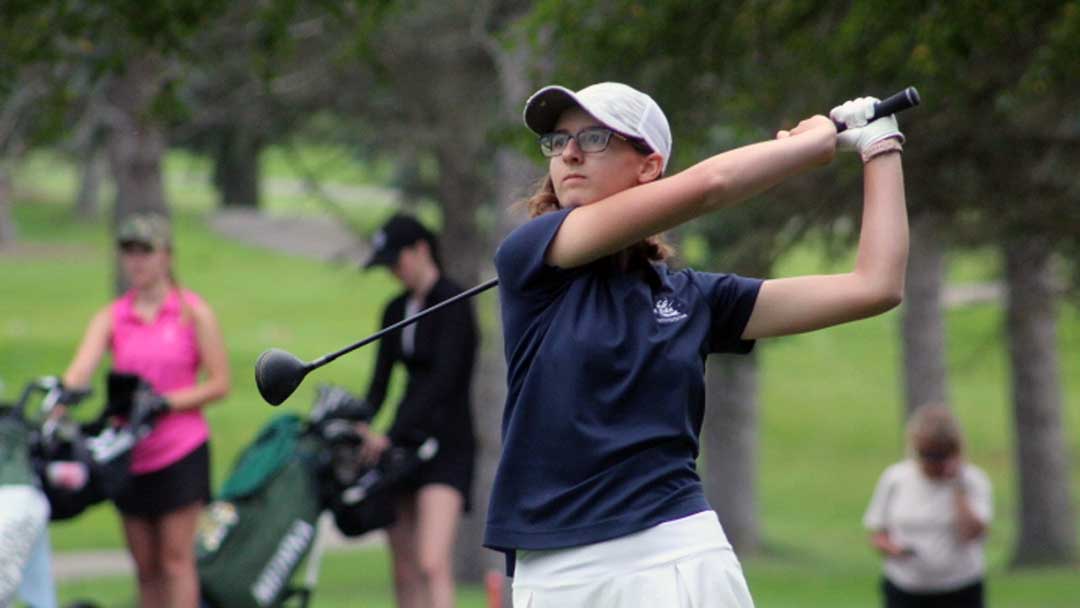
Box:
117;238;161;250
363;248;399;269
523;86;584;135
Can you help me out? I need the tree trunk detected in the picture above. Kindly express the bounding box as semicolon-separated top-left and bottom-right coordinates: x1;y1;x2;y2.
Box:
434;147;488;287
901;212;950;417
0;162;14;245
452;144;538;588
440;144;492;584
1004;236;1077;566
104;56;169;295
75;140;105;220
214;125;261;209
452;19;539;591
703;352;761;554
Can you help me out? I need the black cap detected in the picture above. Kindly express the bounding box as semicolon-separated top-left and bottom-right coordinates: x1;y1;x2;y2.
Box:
364;214;437;269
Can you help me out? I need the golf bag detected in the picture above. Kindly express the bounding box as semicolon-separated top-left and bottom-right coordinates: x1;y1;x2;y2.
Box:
32;371;163;521
197;414;323;608
0;376;92;605
197;384;437;608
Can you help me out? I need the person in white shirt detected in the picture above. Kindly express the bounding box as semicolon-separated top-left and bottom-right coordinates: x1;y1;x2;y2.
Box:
864;403;992;608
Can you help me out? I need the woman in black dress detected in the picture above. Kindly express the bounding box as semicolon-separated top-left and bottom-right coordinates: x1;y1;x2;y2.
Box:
360;213;478;608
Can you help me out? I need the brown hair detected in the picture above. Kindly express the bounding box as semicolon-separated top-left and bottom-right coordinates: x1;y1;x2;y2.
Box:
907;403;964;458
515;175;676;265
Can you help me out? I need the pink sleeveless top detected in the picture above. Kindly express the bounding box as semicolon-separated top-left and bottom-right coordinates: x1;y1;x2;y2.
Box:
110;288;210;474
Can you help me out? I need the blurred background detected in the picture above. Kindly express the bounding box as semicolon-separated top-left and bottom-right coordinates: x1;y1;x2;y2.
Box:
1;1;1077;606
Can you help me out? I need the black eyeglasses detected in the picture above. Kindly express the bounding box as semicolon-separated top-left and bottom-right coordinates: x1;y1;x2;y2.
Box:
538;127;651;157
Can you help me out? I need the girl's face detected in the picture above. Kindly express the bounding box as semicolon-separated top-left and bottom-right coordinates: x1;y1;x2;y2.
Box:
390;241;431;292
549;107;659;207
119;242;171;290
916;445;961;481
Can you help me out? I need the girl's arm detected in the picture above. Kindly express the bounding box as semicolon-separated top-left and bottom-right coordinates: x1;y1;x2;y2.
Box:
743;151;907;339
163;299;230;410
547;115;837;269
62;307;112;392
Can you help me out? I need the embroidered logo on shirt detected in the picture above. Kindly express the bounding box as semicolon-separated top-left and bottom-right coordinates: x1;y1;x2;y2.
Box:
654;297;688;324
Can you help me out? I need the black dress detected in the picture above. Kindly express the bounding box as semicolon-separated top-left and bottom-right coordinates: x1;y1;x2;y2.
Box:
365;276;478;509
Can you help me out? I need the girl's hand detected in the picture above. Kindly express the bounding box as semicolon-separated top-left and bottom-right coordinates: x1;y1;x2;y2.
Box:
358;425;391;467
776;114;837;165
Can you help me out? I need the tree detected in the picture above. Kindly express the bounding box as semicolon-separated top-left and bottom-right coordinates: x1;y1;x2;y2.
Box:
175;0;351;211
1;0;231;292
1005;235;1075;564
301;0;536;585
901;212;950;416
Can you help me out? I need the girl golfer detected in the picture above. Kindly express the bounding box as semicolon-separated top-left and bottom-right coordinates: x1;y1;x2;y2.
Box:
61;213;230;608
485;82;908;607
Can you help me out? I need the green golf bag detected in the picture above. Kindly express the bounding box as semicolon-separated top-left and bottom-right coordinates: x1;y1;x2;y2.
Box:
197;414;322;608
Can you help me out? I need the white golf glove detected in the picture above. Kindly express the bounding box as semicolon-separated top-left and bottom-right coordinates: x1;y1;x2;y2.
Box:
830;97;904;156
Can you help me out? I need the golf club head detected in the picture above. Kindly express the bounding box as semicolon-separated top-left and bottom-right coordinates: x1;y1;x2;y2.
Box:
255;348;311;406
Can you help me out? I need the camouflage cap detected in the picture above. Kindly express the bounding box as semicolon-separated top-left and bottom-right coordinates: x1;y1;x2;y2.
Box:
117;213;171;250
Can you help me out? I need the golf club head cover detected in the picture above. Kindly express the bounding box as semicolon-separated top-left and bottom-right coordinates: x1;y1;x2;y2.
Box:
57;383;91;407
311;384;374;424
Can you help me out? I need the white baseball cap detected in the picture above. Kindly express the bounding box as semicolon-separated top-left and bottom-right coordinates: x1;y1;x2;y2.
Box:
523;82;672;171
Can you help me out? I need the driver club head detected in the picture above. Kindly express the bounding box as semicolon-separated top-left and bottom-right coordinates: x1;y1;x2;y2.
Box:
255;348;312;406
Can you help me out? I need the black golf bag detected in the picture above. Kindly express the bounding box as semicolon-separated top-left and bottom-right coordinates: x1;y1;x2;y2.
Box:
32;371;163;521
2;372;159;607
197;384;437;608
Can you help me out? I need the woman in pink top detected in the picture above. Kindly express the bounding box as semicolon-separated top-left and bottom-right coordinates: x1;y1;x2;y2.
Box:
61;213;230;608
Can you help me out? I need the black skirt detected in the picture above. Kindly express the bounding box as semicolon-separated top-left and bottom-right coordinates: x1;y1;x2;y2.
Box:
883;577;984;608
401;443;475;512
114;442;211;518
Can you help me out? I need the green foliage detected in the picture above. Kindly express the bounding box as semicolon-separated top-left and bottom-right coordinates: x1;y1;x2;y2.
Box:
0;0;229;64
522;0;1080;258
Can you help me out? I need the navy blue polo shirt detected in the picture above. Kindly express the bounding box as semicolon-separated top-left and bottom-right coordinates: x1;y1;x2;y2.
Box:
484;207;763;571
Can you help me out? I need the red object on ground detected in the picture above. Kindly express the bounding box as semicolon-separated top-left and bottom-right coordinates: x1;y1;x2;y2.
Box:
485;569;504;608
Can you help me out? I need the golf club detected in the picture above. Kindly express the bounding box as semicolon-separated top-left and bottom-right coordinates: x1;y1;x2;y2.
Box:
256;277;499;405
256;86;920;406
833;86;920;133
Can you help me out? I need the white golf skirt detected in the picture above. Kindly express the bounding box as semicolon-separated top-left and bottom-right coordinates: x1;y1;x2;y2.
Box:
512;510;755;608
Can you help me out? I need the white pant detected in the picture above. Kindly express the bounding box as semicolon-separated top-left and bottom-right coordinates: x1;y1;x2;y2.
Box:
0;486;50;607
512;511;755;608
18;527;58;608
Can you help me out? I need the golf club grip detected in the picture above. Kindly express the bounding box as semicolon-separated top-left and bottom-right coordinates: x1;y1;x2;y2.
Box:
833;86;920;133
312;277;501;368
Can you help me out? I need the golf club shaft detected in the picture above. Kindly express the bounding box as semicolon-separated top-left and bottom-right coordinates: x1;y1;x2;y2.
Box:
309;277;500;370
833;86;920;133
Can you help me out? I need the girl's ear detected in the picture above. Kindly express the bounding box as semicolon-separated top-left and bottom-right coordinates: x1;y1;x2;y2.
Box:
637;153;664;184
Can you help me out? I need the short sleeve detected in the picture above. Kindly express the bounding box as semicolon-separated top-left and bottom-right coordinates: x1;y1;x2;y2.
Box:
691;271;763;354
964;465;993;524
863;465;898;531
494;207;578;297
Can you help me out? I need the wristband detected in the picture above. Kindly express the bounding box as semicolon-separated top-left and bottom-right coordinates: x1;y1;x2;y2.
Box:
862;137;903;163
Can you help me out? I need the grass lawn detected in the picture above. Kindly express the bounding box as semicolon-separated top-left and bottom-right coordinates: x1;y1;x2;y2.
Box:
3;149;1078;607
